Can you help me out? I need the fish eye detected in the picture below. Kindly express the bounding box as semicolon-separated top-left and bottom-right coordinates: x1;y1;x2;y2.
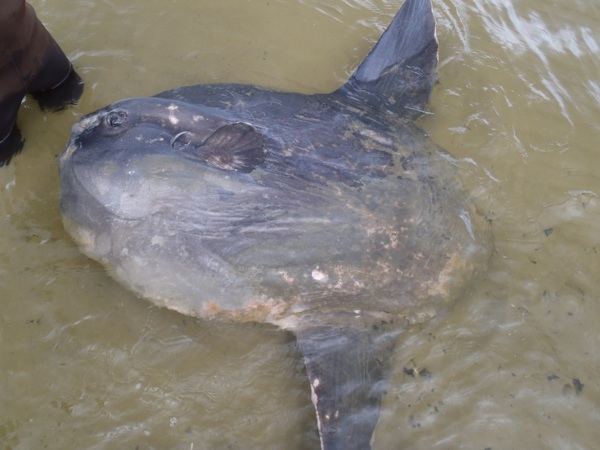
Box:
105;109;128;127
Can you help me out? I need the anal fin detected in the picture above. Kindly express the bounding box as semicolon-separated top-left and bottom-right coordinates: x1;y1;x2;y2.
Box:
295;322;401;450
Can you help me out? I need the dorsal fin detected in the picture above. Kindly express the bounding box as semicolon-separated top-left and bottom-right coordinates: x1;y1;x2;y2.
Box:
177;122;267;173
337;0;438;118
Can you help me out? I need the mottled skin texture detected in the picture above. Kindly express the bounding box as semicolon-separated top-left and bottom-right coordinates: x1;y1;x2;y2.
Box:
60;89;485;327
58;0;490;448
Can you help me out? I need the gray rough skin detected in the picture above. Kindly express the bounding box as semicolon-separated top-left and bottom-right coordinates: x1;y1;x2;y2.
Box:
58;0;491;448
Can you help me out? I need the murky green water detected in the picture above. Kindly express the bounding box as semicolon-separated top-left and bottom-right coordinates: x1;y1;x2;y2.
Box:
1;0;600;448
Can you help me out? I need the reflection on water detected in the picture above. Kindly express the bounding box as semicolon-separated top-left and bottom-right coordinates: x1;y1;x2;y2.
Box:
1;0;600;448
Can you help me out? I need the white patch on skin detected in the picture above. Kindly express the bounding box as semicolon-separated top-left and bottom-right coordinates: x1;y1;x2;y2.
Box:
313;378;320;388
311;267;328;282
359;128;393;146
151;235;165;246
192;115;204;122
167;104;180;125
277;270;294;284
309;380;324;449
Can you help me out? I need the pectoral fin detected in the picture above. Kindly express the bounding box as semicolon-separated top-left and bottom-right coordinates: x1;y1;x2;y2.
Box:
178;122;267;173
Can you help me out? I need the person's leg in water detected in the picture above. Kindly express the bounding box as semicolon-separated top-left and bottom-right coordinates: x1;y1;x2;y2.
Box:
0;0;84;166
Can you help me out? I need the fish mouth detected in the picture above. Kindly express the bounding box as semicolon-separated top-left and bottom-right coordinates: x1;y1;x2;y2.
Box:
57;141;79;168
57;111;104;168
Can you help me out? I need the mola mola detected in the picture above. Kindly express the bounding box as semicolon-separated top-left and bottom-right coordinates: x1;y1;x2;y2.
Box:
58;0;490;448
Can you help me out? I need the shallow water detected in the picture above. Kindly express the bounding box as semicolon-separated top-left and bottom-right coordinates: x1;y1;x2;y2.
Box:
1;0;600;448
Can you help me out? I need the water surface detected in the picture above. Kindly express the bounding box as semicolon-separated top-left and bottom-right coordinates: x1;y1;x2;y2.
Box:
1;0;600;448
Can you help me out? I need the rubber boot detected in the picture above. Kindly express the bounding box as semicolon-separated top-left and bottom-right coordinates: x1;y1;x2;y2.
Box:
0;0;84;166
